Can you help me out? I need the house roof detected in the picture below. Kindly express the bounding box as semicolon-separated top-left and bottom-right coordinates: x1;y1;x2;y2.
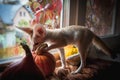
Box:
23;5;34;18
0;4;34;25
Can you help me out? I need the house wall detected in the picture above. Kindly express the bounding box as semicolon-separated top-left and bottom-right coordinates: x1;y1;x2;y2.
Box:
13;7;32;27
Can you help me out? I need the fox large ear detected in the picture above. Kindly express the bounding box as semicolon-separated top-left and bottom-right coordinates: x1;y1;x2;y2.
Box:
17;27;33;36
34;24;46;37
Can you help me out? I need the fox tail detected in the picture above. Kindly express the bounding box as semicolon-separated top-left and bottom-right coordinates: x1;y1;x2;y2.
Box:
92;35;116;59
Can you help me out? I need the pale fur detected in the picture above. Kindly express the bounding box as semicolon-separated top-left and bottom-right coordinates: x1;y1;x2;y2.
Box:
18;24;114;74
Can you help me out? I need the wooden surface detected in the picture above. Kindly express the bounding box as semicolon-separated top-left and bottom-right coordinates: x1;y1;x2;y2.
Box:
0;58;120;80
46;58;120;80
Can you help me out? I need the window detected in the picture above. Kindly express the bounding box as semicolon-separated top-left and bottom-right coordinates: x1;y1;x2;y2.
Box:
85;0;117;36
29;0;62;29
23;12;26;16
63;0;118;37
0;0;63;64
19;11;26;17
0;2;31;64
19;11;22;16
1;0;118;65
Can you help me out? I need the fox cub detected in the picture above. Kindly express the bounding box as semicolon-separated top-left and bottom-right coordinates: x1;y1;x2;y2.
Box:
18;24;116;74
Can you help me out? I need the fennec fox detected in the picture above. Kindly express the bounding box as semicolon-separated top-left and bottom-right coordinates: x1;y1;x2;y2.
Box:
18;24;116;74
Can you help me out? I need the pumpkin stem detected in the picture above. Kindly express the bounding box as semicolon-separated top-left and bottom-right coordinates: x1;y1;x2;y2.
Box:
35;43;48;55
20;42;32;56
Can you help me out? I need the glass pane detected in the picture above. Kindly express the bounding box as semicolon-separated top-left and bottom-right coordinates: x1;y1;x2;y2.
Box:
29;0;62;29
85;0;115;36
0;1;31;64
0;0;63;64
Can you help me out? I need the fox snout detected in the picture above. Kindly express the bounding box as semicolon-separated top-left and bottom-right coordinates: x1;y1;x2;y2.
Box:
31;42;40;51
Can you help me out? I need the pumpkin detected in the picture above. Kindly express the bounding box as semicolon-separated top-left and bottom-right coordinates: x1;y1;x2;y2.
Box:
53;45;80;66
33;43;56;77
64;45;80;65
0;43;45;80
53;45;78;60
64;45;78;58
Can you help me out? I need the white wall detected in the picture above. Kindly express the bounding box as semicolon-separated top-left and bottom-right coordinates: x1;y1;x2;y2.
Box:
13;7;32;27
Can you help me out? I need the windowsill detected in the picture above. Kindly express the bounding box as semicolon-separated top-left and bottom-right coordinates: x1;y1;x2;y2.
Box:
0;56;23;67
98;34;120;62
100;34;120;39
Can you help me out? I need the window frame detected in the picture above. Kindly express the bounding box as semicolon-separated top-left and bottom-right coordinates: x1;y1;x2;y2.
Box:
62;0;118;37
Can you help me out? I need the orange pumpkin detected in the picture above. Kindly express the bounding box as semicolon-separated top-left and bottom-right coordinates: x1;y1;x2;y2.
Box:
32;43;56;77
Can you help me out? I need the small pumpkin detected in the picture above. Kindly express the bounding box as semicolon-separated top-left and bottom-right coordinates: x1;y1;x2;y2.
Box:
53;45;80;66
33;43;56;77
64;45;80;66
53;45;78;60
64;45;78;58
